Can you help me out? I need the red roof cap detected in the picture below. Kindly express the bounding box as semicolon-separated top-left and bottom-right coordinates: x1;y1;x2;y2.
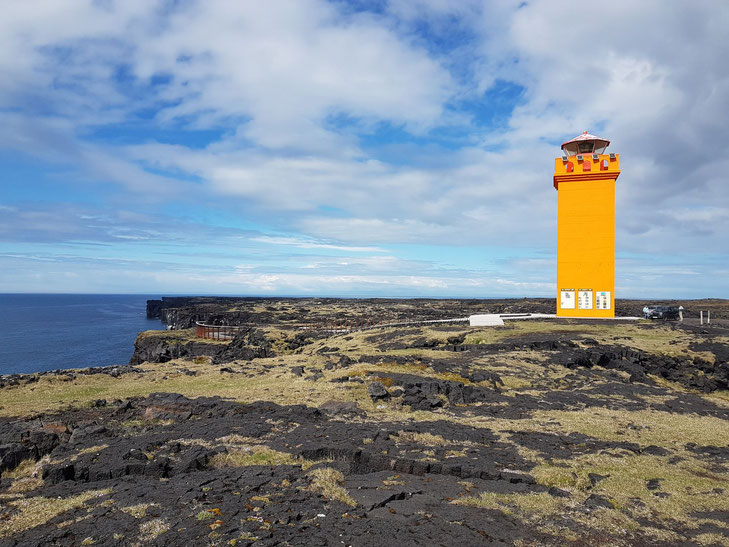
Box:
561;131;610;150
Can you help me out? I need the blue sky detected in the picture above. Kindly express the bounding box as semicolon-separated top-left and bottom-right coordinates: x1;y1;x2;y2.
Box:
1;0;727;297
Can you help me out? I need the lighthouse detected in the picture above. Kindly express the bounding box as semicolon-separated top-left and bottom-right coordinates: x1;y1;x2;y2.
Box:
554;132;621;317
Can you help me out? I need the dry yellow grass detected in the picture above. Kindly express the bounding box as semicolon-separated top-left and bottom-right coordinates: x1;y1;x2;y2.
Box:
5;478;43;495
210;446;299;467
1;457;46;495
307;467;356;507
532;407;729;448
138;518;169;541
453;491;570;520
0;489;112;538
463;321;714;360
1;318;718;419
0;356;352;417
394;431;451;446
209;445;326;470
119;503;159;519
1;458;38;480
534;452;729;520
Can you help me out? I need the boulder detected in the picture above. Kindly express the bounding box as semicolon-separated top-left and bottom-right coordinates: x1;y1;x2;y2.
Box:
368;381;390;401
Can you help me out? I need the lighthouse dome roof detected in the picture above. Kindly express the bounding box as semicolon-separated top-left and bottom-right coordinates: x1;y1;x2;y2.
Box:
561;131;610;156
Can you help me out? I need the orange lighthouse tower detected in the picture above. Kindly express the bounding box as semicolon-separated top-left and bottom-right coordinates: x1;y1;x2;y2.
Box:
554;132;620;317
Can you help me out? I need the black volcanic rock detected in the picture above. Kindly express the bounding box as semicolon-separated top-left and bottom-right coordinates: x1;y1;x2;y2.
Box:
212;327;273;364
129;335;220;365
368;381;390;400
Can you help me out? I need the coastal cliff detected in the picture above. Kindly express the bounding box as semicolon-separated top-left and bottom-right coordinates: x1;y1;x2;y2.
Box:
129;327;277;365
128;331;223;365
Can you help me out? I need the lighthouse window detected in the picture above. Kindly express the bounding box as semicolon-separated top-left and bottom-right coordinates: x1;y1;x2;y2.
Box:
578;142;593;153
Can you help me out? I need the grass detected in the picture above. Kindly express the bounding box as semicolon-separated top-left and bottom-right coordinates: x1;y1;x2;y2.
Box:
215;434;263;446
4;297;729;540
463;321;715;360
531;407;729;448
72;444;109;460
649;375;729;408
394;431;451;446
196;510;215;521
210;446;324;470
2;318;717;419
0;488;112;538
534;452;729;515
694;533;729;546
0;351;483;418
307;467;357;507
210;446;297;467
1;457;46;495
120;503;158;519
2;458;38;480
453;491;569;520
0;356;345;417
138;518;169;541
370;375;395;387
5;477;44;495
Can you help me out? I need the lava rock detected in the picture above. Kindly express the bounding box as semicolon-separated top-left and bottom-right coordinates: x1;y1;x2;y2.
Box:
368;381;390;401
548;487;571;498
588;473;609;487
318;401;360;416
0;444;33;473
646;478;663;490
642;445;669;456
585;494;614;509
213;327;273;364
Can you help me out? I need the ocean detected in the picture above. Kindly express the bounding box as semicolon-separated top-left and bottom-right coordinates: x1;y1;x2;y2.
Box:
0;294;163;375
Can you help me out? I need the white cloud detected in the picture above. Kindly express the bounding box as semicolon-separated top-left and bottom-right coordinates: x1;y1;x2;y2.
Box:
250;235;385;253
0;1;727;296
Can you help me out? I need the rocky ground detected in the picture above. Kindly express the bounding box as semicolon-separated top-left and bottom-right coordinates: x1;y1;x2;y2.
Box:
1;298;728;546
144;296;729;330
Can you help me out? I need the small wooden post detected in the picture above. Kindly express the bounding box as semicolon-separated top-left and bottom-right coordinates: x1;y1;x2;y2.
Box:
700;311;704;325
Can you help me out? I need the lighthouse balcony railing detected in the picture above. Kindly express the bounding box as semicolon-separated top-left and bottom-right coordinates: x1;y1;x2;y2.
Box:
195;322;246;340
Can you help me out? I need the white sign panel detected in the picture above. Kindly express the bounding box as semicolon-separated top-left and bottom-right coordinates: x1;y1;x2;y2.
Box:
596;291;611;310
578;289;593;310
560;289;575;309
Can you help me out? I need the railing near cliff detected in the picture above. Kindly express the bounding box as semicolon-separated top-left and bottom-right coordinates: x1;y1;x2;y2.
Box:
303;317;469;334
195;322;247;340
195;316;469;339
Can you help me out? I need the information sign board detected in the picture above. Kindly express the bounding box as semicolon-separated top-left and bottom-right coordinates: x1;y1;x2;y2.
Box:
560;289;575;309
578;289;593;310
